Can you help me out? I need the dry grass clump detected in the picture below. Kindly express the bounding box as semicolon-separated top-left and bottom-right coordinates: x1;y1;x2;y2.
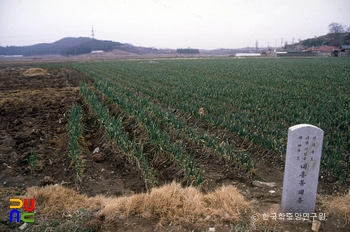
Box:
24;182;252;228
26;185;101;216
323;190;350;223
98;182;251;227
204;185;251;221
22;68;48;77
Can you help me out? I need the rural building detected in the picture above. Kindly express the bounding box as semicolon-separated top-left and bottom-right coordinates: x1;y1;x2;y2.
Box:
313;45;339;57
338;45;350;57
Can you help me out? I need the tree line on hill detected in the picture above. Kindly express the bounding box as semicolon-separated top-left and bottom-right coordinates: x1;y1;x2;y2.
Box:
302;23;350;47
62;39;123;55
176;48;200;54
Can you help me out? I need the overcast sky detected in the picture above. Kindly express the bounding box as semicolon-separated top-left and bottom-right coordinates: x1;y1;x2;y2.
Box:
0;0;349;49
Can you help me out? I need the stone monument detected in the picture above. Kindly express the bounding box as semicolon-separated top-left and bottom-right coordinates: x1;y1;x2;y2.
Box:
281;124;324;214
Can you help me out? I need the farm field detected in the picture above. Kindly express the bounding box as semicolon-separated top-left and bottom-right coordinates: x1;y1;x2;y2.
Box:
0;57;349;231
74;58;350;183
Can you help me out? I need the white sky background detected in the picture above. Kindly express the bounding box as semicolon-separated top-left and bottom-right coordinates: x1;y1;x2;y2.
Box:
0;0;349;49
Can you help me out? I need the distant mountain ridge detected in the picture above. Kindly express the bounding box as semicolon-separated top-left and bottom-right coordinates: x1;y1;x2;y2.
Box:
2;32;349;57
0;37;169;56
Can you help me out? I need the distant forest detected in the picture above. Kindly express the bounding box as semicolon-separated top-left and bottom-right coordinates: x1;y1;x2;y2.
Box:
176;48;200;54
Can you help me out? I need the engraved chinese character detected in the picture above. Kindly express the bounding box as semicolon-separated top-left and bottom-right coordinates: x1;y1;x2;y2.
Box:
298;189;304;195
297;197;303;204
300;171;306;178
299;180;306;186
301;163;307;169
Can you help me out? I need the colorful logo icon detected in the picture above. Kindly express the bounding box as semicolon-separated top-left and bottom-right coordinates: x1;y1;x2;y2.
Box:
9;198;35;223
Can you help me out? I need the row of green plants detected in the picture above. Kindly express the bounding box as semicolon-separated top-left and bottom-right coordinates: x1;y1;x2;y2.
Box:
79;82;156;189
73;58;350;181
67;104;84;181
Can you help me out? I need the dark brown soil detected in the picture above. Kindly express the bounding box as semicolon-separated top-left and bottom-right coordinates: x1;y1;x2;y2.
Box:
0;65;348;232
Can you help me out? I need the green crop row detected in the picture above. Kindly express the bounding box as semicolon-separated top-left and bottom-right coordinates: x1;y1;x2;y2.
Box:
79;82;156;188
67;104;84;181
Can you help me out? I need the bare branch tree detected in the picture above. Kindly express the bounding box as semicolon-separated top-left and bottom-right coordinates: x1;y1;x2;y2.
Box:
328;22;345;34
328;23;345;46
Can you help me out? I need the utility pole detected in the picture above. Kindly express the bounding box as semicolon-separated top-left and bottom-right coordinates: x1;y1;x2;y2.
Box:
91;25;95;51
91;25;95;39
281;37;283;50
275;39;277;50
